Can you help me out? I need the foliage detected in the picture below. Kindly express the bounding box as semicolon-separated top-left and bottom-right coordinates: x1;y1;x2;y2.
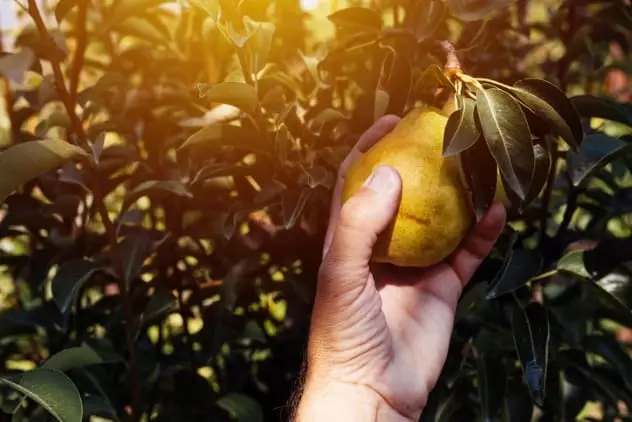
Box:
0;0;631;421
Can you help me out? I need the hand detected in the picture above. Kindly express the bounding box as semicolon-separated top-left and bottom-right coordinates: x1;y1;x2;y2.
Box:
294;115;507;421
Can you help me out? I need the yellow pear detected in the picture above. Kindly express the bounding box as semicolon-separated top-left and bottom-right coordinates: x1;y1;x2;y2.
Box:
341;105;475;268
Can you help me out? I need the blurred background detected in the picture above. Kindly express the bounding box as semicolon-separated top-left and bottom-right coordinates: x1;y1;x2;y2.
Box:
1;0;632;421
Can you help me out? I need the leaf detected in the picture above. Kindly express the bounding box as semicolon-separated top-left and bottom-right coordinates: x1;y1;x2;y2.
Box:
581;335;632;393
119;232;155;286
511;302;550;406
522;141;551;208
281;187;311;230
475;353;506;422
513;78;583;150
414;64;454;102
459;137;497;221
0;139;89;204
178;124;270;154
189;0;221;22
556;250;591;280
487;249;543;299
505;376;534;422
197;82;259;115
0;48;35;84
327;7;382;33
215;393;263;422
447;0;516;21
55;0;81;23
406;0;447;42
247;21;276;75
476;87;534;200
113;17;171;45
443;96;480;156
42;346;122;372
108;0;171;22
51;259;103;314
139;289;177;328
566;133;629;186
0;368;82;422
571;95;632;127
91;132;106;165
123;180;192;211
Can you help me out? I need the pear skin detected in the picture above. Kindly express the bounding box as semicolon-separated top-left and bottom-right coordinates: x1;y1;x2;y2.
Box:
341;106;475;268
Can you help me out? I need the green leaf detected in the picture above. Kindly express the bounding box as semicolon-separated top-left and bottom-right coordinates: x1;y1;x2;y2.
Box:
139;289;177;328
248;21;276;75
54;0;81;23
198;82;259;115
327;7;382;33
556;250;591;280
113;17;170;45
414;64;454;103
511;302;550;407
459;137;497;221
42;346;122;372
215;393;263;422
123;180;192;211
108;0;170;22
475;353;506;422
505;376;534;422
566;133;629;186
570;94;632;127
406;0;446;42
513;78;583;150
522;141;551;209
0;139;89;205
281;187;311;230
581;335;632;393
476;87;534;200
486;249;543;299
443;96;480;156
447;0;516;21
0;48;35;84
0;368;82;422
119;232;155;286
51;259;104;314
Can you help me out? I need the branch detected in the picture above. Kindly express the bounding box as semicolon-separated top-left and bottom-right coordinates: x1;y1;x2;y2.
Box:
25;1;142;420
69;0;88;109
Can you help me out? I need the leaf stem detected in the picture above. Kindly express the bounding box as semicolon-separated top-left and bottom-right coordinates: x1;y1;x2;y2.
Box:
25;1;142;419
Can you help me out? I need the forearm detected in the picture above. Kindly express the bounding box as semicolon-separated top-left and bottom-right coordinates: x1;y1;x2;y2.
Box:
293;378;416;422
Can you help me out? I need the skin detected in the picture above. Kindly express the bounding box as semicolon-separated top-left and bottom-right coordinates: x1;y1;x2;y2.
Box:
293;115;507;421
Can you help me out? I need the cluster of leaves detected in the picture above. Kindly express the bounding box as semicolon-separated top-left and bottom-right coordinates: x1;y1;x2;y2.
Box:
0;0;631;421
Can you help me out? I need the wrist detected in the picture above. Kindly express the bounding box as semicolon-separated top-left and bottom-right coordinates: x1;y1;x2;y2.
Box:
294;377;417;422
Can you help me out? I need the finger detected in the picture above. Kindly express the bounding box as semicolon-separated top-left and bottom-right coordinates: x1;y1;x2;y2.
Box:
319;166;402;296
449;201;507;285
323;115;401;256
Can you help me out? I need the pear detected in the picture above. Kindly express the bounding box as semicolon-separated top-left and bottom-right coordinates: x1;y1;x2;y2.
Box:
341;106;475;268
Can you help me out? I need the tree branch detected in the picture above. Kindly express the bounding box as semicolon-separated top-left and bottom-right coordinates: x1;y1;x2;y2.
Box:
69;0;88;109
25;1;142;419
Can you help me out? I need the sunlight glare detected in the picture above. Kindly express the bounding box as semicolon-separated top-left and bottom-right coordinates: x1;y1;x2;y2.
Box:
300;0;321;12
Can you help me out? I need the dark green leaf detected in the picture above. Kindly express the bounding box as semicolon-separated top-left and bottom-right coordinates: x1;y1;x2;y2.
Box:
459;137;497;221
487;249;543;299
511;302;550;406
281;187;311;230
81;395;119;421
406;0;447;42
215;393;263;422
0;48;35;84
197;82;259;115
566;133;629;186
513;78;584;150
54;0;81;23
119;232;155;286
123;180;192;211
0;368;82;422
327;7;382;33
42;346;122;372
556;250;591;280
177;124;270;154
571;95;632;127
447;0;516;21
475;353;506;421
582;335;632;393
0;139;89;204
51;259;103;314
476;87;534;200
443;96;480;156
139;289;177;328
505;376;534;422
414;64;454;102
522;141;551;208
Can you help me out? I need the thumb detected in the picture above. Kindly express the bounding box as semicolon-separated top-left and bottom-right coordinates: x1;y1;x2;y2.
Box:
320;165;401;292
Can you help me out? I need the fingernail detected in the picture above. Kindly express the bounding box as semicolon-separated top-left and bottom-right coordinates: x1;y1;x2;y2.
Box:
362;165;399;194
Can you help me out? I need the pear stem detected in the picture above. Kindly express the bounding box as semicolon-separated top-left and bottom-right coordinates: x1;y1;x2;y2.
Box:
437;40;462;80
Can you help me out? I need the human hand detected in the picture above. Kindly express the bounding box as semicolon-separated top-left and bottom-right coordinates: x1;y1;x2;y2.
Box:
293;115;507;421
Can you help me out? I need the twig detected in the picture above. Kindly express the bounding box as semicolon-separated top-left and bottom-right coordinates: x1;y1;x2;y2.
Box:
25;1;143;419
69;0;88;109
